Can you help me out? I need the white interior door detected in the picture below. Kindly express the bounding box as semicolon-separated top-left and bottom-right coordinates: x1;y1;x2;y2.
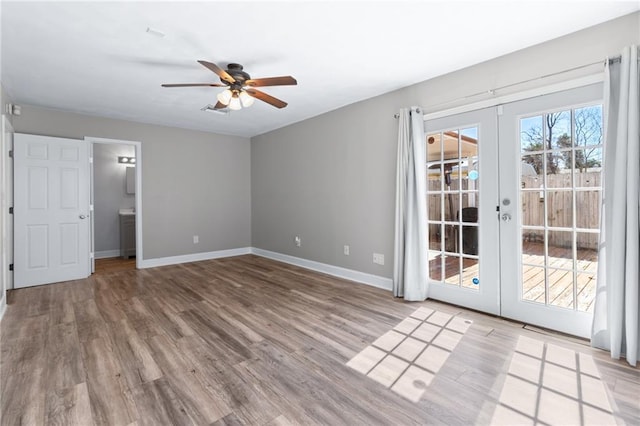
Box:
14;133;91;288
499;84;603;338
424;107;500;314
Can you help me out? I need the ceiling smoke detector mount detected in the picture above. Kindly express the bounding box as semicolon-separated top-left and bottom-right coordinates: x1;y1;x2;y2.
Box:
145;27;165;37
201;104;229;115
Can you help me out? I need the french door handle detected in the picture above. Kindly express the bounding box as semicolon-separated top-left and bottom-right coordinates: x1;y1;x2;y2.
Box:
501;213;512;222
79;214;87;219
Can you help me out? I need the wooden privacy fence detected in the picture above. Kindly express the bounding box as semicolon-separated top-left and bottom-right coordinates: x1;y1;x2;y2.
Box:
427;171;601;250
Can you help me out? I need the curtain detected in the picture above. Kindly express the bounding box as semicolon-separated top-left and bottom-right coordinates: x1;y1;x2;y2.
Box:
393;107;428;301
591;45;640;367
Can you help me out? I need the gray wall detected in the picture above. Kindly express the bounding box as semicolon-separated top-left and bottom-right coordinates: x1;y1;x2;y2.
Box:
93;143;135;254
12;107;251;260
251;12;640;278
1;83;13;126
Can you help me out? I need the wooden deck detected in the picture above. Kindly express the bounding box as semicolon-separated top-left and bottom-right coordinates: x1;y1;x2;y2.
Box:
429;241;597;312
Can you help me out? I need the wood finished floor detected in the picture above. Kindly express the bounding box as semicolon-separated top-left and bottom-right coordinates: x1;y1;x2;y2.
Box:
94;258;137;275
1;255;638;425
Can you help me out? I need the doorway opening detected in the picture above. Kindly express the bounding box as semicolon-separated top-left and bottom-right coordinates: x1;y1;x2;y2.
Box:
86;137;142;273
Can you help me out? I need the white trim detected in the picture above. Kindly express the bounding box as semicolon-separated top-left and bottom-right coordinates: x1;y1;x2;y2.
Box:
423;73;604;121
139;247;252;269
89;142;94;273
136;246;392;291
1;116;14;293
84;137;143;270
0;295;6;323
95;250;121;259
251;248;393;291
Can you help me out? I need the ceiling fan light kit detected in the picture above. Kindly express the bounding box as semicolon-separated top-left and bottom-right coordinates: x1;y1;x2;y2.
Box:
239;91;255;107
228;94;242;111
217;89;233;105
162;60;297;111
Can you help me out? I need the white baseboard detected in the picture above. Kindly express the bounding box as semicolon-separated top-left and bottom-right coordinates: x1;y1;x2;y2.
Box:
139;247;252;269
136;246;392;292
95;250;121;259
250;248;393;291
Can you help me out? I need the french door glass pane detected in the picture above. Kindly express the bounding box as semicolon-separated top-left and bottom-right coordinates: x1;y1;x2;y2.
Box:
546;191;573;228
428;194;442;222
576;233;598;272
577;273;597;312
547;230;573;268
461;257;479;288
523;266;546;303
444;254;460;285
574;105;603;148
522;229;545;266
427;127;479;290
548;268;575;308
576;192;600;229
545;153;572;188
522;192;544;226
546;110;571;150
519;104;602;311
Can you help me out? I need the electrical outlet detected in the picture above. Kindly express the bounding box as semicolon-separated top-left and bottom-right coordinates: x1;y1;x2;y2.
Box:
193;235;199;244
373;253;384;265
295;235;301;247
344;245;350;255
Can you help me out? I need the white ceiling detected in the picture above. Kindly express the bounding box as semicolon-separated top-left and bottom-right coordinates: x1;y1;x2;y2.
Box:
1;1;638;138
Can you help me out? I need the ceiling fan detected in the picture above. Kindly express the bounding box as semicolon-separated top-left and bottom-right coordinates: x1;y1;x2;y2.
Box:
161;60;297;110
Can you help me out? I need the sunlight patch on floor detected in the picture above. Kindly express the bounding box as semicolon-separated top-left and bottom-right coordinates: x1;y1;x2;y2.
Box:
346;307;472;402
490;335;616;425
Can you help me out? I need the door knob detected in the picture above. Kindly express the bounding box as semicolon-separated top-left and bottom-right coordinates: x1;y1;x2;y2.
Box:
501;213;512;222
79;214;87;219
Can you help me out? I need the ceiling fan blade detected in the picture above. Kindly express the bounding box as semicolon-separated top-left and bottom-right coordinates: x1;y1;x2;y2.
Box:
246;89;288;109
245;76;297;87
198;60;235;84
214;101;227;109
161;83;226;87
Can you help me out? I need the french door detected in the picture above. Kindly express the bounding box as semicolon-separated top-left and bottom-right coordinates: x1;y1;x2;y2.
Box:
425;84;603;338
499;84;603;338
424;107;500;314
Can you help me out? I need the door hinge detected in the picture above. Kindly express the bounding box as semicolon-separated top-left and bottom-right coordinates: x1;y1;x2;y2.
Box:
496;205;500;212
9;207;13;214
9;264;13;271
497;105;504;115
89;157;93;164
8;150;13;158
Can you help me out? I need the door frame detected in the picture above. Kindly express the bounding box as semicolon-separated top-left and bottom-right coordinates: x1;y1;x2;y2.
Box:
85;137;143;270
423;73;604;121
421;79;604;338
1;115;14;317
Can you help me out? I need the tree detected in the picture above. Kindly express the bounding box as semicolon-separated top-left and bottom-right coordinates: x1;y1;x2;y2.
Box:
521;112;565;174
521;107;602;173
574;106;603;171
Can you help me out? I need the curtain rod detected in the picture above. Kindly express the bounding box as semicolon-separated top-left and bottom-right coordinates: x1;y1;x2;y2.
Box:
393;54;626;118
